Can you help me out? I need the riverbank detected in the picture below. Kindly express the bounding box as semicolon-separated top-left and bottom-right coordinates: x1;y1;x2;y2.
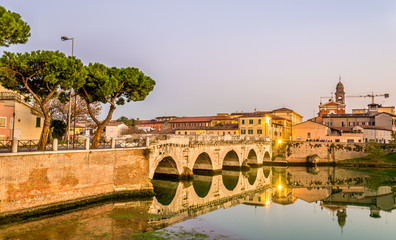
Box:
337;153;396;168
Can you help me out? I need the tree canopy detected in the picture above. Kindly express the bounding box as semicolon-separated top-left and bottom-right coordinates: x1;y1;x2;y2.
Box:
0;6;31;47
117;116;135;127
0;50;87;149
79;63;155;148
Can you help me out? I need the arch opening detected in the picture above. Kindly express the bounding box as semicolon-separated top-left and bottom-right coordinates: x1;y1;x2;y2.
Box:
193;152;214;175
193;175;213;198
247;149;259;166
222;150;240;170
153;156;179;180
263;151;271;162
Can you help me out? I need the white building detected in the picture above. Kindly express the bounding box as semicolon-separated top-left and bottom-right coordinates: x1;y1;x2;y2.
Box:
103;121;129;139
353;126;393;144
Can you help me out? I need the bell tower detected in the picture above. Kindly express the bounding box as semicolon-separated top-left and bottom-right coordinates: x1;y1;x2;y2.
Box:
335;76;345;105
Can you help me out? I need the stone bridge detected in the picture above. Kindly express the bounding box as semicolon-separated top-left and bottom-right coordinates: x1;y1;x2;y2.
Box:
148;136;272;179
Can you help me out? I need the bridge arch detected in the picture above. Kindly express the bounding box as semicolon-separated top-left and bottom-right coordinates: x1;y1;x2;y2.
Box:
193;152;214;175
153;156;180;179
222;150;241;170
263;151;271;162
246;149;259;166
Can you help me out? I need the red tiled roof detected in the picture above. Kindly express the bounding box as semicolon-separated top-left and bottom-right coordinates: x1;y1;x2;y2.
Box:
135;120;163;125
332;127;354;132
175;124;238;131
354;125;392;131
169;116;233;123
106;121;125;126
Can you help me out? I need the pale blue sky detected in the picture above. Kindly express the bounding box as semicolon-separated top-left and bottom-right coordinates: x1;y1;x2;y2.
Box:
2;0;396;120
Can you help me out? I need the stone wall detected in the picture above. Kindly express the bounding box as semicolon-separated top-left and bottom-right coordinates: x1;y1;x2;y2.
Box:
0;149;152;214
285;142;366;163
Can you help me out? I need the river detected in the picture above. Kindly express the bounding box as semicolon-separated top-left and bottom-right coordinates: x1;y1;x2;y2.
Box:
0;166;395;239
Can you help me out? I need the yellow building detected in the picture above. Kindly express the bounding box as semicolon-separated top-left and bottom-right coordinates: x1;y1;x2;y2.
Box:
233;108;303;142
271;108;303;126
238;112;272;138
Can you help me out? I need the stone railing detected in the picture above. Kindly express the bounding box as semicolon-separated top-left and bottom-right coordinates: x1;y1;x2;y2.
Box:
0;137;149;154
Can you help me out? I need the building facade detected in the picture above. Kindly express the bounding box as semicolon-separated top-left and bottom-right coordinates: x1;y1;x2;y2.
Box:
0;89;43;140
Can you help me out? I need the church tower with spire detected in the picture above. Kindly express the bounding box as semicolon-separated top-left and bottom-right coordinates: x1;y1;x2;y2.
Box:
317;77;346;117
335;76;345;105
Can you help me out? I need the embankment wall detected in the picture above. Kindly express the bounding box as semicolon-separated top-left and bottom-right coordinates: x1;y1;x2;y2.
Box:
0;148;152;214
285;142;366;163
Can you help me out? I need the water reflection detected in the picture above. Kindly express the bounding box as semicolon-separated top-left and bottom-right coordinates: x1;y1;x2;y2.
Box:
193;175;213;198
152;179;178;205
1;167;395;239
221;170;240;191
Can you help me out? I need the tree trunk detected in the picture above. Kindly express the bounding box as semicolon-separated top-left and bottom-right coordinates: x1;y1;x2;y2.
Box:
38;115;51;150
90;105;116;149
90;124;106;149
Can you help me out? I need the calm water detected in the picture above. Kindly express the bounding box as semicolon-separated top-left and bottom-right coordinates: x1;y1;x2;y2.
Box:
0;167;395;240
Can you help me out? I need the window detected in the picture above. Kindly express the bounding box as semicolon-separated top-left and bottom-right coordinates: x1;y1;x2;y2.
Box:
307;132;311;138
258;119;262;124
248;128;253;134
249;119;253;124
241;128;246;134
0;117;6;128
347;139;354;143
257;128;262;134
36;117;41;128
242;119;245;124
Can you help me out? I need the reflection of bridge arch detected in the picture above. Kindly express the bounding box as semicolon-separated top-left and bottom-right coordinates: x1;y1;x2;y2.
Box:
152;179;179;205
263;167;271;178
222;170;240;190
247;167;258;185
153;156;180;179
193;152;213;175
193;175;212;198
263;151;271;162
222;150;241;170
149;167;273;218
247;149;258;166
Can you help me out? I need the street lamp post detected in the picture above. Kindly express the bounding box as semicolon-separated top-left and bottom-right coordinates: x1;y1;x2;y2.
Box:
61;36;75;148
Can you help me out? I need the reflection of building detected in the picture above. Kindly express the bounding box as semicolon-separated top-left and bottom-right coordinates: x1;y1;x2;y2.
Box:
244;188;272;207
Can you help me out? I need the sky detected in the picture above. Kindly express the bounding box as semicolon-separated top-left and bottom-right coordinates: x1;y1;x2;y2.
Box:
2;0;396;120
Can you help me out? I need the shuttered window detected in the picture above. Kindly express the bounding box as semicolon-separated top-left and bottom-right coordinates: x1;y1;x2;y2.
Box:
0;117;6;128
36;117;41;127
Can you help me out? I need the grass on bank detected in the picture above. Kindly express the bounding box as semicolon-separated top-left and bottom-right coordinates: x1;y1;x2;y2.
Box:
339;152;396;165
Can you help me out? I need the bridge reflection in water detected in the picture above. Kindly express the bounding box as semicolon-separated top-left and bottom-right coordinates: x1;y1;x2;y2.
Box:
1;167;395;239
149;167;272;224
